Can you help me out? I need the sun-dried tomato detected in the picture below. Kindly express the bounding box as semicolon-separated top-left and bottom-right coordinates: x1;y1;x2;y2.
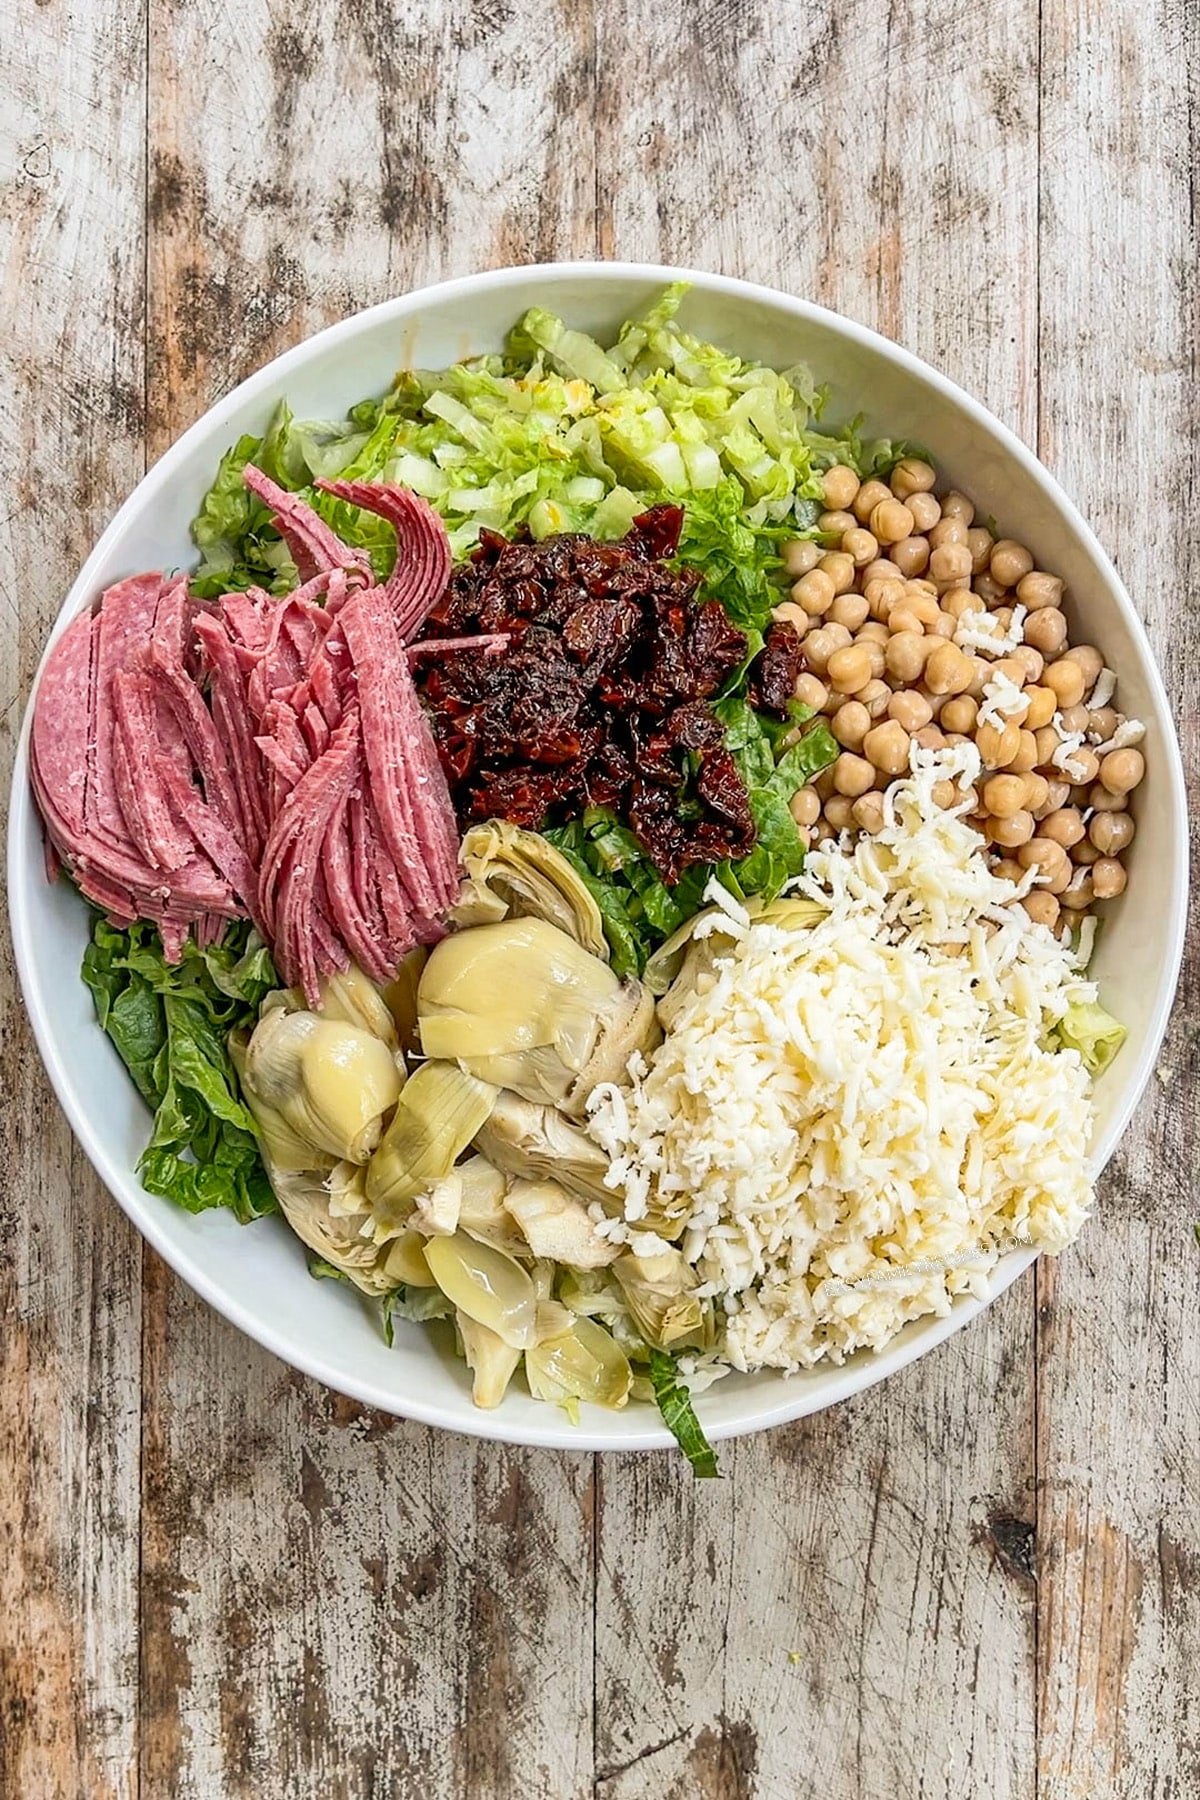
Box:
414;510;781;880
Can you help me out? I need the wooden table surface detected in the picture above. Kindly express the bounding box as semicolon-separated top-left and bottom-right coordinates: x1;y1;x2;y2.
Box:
2;3;1197;1796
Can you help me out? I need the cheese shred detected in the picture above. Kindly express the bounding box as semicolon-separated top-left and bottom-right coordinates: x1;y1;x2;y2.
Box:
587;747;1099;1374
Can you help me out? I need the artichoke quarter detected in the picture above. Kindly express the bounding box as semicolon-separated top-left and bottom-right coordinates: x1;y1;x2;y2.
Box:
474;1091;618;1209
417;916;658;1116
453;820;609;958
240;1006;404;1166
365;1062;498;1235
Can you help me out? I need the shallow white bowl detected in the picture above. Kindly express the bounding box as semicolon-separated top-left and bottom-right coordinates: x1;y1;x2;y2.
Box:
8;263;1188;1451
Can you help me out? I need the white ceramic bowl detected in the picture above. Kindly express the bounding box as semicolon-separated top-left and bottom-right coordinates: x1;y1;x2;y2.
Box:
8;263;1188;1451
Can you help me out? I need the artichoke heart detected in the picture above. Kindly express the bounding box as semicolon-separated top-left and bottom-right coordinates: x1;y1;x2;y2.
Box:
381;946;428;1058
612;1247;708;1350
418;916;654;1111
453;819;608;957
365;1062;498;1231
475;1091;618;1209
455;1311;522;1409
424;1233;539;1348
241;1006;404;1165
229;1030;333;1174
525;1317;632;1410
646;894;826;999
504;1177;619;1269
317;965;399;1049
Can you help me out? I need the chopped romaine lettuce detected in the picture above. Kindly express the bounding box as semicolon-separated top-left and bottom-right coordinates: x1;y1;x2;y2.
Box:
1053;1000;1127;1076
647;1349;721;1478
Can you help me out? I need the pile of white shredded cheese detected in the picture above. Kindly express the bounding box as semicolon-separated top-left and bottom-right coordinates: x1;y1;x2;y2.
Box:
587;745;1100;1374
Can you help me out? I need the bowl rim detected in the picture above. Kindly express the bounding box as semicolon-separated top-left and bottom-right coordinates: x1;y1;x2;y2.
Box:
7;259;1190;1451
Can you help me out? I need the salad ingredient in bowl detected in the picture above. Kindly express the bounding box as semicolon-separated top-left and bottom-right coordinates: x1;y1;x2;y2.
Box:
24;283;1149;1469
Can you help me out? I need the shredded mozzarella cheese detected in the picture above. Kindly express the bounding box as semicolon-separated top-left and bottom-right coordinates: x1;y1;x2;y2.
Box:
588;747;1098;1374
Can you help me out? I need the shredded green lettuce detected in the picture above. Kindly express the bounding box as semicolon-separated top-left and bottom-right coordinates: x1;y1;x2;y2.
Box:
647;1348;721;1478
190;285;917;609
81;916;277;1220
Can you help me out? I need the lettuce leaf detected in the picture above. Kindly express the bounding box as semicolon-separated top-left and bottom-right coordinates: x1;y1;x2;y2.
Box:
81;915;277;1221
647;1348;721;1478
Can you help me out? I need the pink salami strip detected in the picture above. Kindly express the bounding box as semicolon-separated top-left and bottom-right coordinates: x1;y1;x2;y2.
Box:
316;479;451;640
406;633;511;662
335;587;438;918
194;611;270;854
260;710;361;1003
323;791;400;984
30;607;96;839
111;670;195;870
153;754;259;916
146;580;246;847
242;463;374;587
302;700;330;761
91;574;170;848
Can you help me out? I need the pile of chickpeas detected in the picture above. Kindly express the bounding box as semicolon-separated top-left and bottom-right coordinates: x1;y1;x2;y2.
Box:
780;457;1145;933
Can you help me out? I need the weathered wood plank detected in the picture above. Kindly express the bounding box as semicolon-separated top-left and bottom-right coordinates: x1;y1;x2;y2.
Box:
0;4;147;1798
141;4;598;1796
593;2;1043;1795
1035;4;1200;1794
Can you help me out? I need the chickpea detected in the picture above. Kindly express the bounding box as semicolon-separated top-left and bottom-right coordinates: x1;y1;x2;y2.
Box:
1072;838;1100;866
982;773;1028;818
830;700;871;751
1008;731;1039;774
931;779;959;809
1089;705;1119;742
1016;570;1063;611
1022;891;1061;930
942;587;978;622
989;809;1035;848
1089;782;1129;813
792;568;837;616
907;491;942;533
992;856;1025;885
965;526;994;574
1040;807;1085;848
885;631;932;683
833;752;876;798
865;640;888;681
925;642;973;696
794;672;829;712
812;820;836;845
1089;811;1135;855
1092;857;1128;899
914;725;947;752
927;611;956;640
870;499;915;545
965;659;990;699
1024;608;1068;656
1037;780;1071;817
782;538;823;578
976;719;1021;768
929;542;974;587
889;457;937;499
937;489;973;525
842;527;880;566
1057;702;1091;736
1099;747;1145;794
858;679;892;720
824;794;855;832
851;792;886;833
990;539;1034;587
887;689;933;731
862;558;904;588
802;623;852;674
1060;868;1095;911
929;515;968;549
853;478;893;523
814;767;837;802
972;572;1008;605
822;464;861;512
1020;684;1057;731
940;695;978;734
827;643;874;694
857;620;890;645
1023;774;1051;814
1017;836;1070;881
1061;643;1104;690
1032;725;1061;767
862;719;911;775
891;536;931;577
903;583;941;621
821;687;843;715
1044;658;1086;708
820;509;857;537
829;592;870;631
819;550;857;596
1063;746;1100;786
865;576;907;620
1009;644;1045;685
789;785;821;827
